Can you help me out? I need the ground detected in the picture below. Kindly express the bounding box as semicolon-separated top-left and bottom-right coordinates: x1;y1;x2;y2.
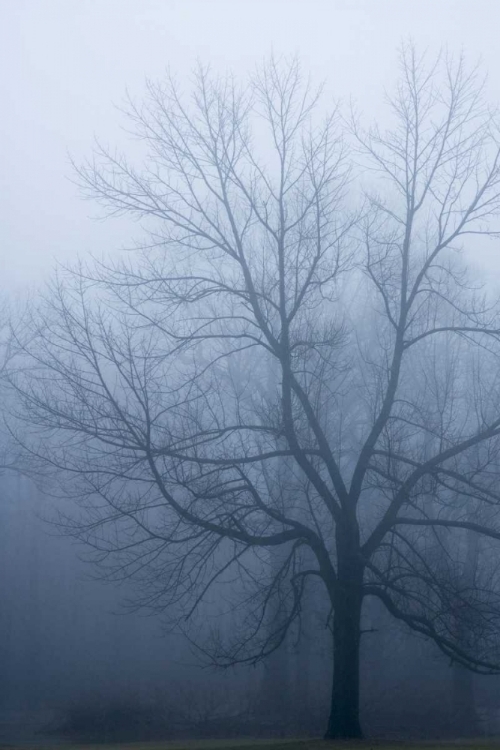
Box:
4;739;500;750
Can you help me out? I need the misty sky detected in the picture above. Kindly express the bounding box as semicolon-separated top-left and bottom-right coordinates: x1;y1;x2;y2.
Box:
3;0;500;293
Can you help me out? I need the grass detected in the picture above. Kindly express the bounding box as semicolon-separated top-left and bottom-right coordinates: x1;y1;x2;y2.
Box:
12;738;500;750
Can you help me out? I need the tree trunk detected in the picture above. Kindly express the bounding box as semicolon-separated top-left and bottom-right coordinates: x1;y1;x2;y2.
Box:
452;662;478;736
324;553;364;739
450;526;479;736
261;545;291;731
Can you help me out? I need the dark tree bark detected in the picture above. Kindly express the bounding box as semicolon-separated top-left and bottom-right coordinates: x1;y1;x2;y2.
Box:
325;527;364;739
326;585;363;737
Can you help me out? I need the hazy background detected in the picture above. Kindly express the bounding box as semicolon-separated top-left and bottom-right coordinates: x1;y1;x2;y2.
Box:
3;0;500;294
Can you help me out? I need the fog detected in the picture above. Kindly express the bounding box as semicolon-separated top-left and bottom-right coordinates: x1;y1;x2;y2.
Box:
5;475;499;742
5;1;500;290
4;1;500;745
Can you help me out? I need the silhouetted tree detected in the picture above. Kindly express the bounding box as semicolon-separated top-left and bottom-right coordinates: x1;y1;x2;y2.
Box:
12;47;500;738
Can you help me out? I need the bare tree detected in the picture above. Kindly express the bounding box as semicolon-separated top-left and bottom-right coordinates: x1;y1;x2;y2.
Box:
12;48;500;738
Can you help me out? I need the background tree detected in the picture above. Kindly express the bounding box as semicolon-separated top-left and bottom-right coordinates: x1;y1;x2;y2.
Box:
0;303;23;476
12;47;500;739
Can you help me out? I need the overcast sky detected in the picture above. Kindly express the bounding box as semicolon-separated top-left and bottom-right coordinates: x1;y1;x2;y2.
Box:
3;0;500;294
